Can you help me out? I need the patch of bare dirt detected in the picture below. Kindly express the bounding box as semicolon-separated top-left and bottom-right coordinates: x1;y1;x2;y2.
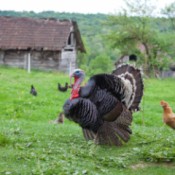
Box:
130;162;175;170
131;162;148;169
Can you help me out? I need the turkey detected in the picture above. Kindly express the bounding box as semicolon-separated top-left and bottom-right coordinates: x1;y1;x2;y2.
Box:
63;64;144;146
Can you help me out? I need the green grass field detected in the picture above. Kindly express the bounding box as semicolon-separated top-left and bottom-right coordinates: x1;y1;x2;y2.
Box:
0;66;175;175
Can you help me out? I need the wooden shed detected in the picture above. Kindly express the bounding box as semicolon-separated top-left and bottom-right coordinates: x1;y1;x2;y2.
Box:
0;16;85;73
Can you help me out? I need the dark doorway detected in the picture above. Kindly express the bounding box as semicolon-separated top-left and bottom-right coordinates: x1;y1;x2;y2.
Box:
129;54;137;62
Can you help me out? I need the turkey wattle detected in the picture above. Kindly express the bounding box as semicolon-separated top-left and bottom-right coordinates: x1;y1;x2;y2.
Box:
63;64;144;146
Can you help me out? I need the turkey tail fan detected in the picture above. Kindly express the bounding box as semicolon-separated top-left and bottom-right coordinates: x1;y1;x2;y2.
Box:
112;64;144;112
82;128;96;141
95;106;132;146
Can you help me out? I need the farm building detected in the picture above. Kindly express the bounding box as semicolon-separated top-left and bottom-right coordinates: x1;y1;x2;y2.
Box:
0;16;85;73
115;44;175;78
115;54;175;78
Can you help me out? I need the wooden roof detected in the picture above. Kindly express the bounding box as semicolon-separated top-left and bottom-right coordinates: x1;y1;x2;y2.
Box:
0;16;85;52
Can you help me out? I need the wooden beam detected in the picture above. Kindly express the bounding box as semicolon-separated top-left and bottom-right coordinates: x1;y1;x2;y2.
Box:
27;52;31;73
69;61;72;76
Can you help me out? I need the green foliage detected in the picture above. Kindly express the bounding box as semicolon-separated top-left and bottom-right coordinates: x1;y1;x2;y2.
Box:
88;54;114;76
105;13;174;77
0;133;10;146
161;1;175;30
104;0;175;77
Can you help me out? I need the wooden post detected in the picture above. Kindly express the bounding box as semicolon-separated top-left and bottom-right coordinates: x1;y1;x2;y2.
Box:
0;51;5;63
69;61;72;76
27;52;31;73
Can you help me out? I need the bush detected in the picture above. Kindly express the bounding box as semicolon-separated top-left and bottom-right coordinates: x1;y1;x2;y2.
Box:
88;54;114;76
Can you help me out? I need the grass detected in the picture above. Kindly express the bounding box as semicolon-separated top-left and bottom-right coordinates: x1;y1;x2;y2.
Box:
0;66;175;175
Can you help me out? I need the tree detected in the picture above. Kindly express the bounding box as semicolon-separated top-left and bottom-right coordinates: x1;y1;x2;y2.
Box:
105;0;172;77
87;54;114;76
161;2;175;30
161;2;175;61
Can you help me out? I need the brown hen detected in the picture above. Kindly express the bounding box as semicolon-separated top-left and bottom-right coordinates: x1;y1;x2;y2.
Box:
160;100;175;129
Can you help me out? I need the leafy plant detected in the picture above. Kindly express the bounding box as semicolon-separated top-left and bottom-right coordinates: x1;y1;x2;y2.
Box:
88;54;114;76
0;133;10;146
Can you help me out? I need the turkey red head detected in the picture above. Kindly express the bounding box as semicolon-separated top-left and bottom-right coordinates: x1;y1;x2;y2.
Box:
70;69;85;99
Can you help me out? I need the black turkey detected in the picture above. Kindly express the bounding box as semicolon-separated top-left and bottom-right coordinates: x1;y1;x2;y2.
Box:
30;85;37;96
63;64;144;146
